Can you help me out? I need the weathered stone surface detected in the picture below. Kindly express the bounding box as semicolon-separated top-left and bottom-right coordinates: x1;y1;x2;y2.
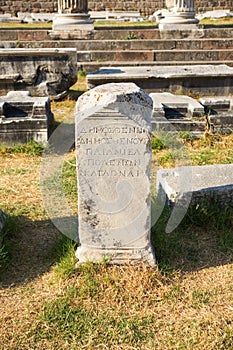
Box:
150;92;205;136
87;65;233;96
0;48;77;98
197;10;233;20
0;91;54;143
157;164;233;207
150;92;204;118
75;82;155;265
52;14;94;33
52;0;94;36
199;96;233;134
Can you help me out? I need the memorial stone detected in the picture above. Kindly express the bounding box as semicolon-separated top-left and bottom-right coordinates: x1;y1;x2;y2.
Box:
75;83;156;265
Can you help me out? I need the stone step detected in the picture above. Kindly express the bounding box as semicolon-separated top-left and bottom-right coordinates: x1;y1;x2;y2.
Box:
86;65;233;96
77;49;233;62
79;60;233;71
1;38;233;50
0;27;232;41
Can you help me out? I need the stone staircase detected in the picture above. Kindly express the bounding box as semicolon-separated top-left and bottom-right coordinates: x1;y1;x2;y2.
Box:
0;26;233;71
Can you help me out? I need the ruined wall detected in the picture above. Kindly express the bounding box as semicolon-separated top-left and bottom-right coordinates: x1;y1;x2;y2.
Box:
0;0;57;15
0;0;232;16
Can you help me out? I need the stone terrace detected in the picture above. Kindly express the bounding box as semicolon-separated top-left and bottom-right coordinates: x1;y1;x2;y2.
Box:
0;26;233;71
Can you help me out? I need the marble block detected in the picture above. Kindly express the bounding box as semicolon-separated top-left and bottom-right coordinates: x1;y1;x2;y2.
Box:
75;83;156;265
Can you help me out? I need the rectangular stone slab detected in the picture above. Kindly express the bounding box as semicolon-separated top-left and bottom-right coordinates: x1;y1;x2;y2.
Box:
157;164;233;207
87;64;233;96
0;48;77;98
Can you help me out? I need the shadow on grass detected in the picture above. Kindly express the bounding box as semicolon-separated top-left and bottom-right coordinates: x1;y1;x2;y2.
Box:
152;200;233;273
0;200;232;288
0;215;77;288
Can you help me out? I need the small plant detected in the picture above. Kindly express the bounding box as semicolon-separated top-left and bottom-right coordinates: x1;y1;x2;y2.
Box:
78;70;86;78
53;235;77;279
126;31;137;40
121;31;138;40
179;131;194;143
15;40;22;48
151;136;166;150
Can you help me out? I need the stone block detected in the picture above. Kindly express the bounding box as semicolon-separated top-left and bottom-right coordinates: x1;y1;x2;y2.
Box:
0;91;54;143
75;82;155;265
199;96;233;134
150;92;204;119
87;65;233;96
0;48;77;98
157;164;233;208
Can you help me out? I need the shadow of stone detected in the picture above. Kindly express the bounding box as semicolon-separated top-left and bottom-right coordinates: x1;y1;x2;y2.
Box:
152;203;233;273
0;215;77;288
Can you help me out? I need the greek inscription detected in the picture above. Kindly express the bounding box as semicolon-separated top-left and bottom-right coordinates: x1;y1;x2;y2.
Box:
79;126;147;134
85;148;141;156
79;169;141;177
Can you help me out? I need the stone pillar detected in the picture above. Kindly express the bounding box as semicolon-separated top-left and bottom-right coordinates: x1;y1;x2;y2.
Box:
159;0;199;30
58;0;88;14
52;0;93;38
75;83;156;265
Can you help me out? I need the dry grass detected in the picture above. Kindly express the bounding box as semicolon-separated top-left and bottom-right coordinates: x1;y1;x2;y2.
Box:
0;22;52;29
0;101;232;349
200;17;233;26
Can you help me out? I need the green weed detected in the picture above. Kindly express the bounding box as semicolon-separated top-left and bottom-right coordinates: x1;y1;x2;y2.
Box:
62;156;78;210
0;141;45;156
151;136;166;150
53;235;77;280
125;31;137;40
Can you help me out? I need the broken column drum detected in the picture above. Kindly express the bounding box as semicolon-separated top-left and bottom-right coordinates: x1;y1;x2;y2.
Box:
159;0;199;28
58;0;88;13
75;83;156;265
53;0;93;32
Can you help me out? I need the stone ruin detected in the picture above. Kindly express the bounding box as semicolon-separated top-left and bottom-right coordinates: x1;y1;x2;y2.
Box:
52;0;94;39
0;48;77;98
75;82;156;265
0;91;54;144
74;83;233;265
157;164;233;208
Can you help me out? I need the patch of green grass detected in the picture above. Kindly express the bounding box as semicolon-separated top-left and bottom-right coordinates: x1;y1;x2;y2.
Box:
53;235;77;280
35;298;155;347
152;136;166;151
152;200;233;271
0;140;45;156
62;155;78;211
68;71;87;99
200;16;233;27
